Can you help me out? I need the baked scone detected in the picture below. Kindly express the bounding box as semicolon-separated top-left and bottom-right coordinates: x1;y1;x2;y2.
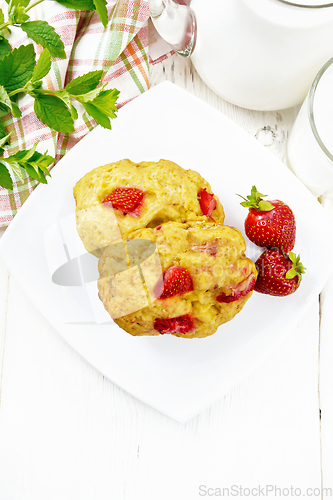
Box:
97;220;257;338
73;159;224;257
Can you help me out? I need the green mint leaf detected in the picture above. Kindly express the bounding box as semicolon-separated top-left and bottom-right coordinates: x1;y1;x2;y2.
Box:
9;0;30;9
0;84;21;117
25;162;47;183
8;147;54;179
28;159;52;177
26;159;41;174
65;70;103;95
0;102;8;113
31;80;42;90
0;132;11;148
21;21;66;59
89;88;119;118
0;119;7;139
0;37;11;60
54;89;71;106
11;100;21;118
53;89;72;112
70;103;78;120
74;85;106;103
4;146;54;185
93;0;108;27
11;146;39;162
0;9;5;24
32;49;51;81
9;5;29;24
0;84;12;110
34;94;74;132
0;44;35;93
30;152;53;175
0;162;13;190
52;89;78;120
4;158;25;182
55;0;95;11
82;101;111;129
25;80;43;94
16;142;37;161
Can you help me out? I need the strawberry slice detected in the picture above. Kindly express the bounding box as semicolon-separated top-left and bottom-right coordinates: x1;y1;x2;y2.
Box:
154;314;195;335
102;187;144;215
255;249;306;296
154;265;194;299
239;186;296;253
216;273;256;303
198;188;217;220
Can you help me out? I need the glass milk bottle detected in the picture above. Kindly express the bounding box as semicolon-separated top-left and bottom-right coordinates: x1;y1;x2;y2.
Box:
287;57;333;198
149;0;333;110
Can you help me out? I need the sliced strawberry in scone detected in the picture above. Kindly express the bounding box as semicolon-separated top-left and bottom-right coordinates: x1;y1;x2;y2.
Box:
191;240;218;257
154;314;195;335
198;188;217;221
102;187;144;215
154;265;194;299
216;273;256;303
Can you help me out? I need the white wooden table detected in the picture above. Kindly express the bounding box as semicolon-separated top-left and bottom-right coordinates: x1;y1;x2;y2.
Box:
1;53;333;500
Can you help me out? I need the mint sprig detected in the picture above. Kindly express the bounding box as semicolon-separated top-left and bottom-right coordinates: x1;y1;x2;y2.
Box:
0;0;66;59
0;1;117;191
0;0;108;54
0;135;54;190
0;46;120;134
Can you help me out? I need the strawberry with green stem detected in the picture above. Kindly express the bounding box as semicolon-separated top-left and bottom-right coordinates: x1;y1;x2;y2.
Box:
239;186;296;253
255;249;306;296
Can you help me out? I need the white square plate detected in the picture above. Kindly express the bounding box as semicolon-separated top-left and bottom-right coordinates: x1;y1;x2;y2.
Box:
1;82;333;422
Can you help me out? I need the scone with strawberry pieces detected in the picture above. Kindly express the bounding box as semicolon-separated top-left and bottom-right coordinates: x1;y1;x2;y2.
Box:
73;159;224;257
97;220;257;338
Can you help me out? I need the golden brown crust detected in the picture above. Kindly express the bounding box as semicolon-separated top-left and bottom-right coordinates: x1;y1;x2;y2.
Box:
97;220;257;338
74;159;224;257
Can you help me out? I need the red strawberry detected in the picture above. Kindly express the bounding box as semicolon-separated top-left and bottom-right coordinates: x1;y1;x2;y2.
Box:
154;314;195;335
198;188;217;220
239;186;296;252
154;265;194;299
102;187;144;215
255;249;306;296
216;273;256;303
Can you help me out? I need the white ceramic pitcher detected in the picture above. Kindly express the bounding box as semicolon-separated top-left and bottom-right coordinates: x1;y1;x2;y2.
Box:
149;0;333;110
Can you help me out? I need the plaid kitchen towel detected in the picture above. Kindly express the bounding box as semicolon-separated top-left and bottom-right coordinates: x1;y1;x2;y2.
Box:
0;0;155;226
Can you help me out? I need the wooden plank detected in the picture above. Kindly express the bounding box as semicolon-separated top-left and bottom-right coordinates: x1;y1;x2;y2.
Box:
0;227;10;408
319;197;333;495
0;278;322;498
